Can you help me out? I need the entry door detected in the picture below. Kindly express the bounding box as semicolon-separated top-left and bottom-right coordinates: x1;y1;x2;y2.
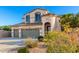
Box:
44;22;51;34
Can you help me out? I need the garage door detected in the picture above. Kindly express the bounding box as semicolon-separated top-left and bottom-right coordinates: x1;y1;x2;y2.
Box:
22;29;40;39
14;29;19;38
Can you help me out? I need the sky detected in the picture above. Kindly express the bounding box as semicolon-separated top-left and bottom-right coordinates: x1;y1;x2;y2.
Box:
0;6;79;26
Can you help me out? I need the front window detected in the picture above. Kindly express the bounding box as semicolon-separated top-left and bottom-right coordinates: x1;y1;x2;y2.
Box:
26;15;30;23
35;12;41;23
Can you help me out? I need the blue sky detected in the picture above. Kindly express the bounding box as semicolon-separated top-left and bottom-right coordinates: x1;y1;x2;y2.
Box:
0;6;79;26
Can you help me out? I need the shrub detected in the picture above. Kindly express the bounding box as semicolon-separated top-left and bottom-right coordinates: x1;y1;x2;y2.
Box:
38;36;44;42
18;47;29;53
76;46;79;52
45;31;77;53
25;38;38;48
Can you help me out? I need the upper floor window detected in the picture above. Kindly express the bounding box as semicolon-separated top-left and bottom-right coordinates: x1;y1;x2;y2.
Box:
35;12;41;23
26;15;30;23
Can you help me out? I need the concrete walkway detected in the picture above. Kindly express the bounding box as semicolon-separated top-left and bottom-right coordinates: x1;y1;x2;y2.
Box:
0;44;22;53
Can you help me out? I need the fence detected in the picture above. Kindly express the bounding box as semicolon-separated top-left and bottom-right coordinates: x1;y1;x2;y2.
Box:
0;30;11;38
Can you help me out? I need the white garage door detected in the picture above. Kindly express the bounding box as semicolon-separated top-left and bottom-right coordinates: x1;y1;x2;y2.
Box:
22;29;40;39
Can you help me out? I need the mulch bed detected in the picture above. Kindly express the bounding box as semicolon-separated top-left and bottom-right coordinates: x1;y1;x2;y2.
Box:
29;42;47;53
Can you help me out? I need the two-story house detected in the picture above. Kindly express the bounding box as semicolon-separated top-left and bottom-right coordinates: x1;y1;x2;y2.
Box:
11;8;61;39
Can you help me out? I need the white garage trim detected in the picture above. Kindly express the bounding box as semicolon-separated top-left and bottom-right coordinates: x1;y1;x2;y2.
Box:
19;27;22;38
11;28;14;38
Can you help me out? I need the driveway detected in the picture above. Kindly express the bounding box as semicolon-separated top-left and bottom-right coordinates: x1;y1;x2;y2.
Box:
0;38;25;53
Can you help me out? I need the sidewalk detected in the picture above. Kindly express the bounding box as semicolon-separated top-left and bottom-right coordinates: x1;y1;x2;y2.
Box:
0;44;22;53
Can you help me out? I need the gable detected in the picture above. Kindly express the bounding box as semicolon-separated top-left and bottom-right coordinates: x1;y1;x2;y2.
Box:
22;8;48;23
23;8;48;16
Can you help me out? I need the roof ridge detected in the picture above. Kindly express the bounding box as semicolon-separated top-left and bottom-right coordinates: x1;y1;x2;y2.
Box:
23;8;48;16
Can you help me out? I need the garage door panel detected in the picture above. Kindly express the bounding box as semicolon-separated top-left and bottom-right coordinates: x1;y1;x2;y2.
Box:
14;29;19;38
22;29;28;38
22;29;40;38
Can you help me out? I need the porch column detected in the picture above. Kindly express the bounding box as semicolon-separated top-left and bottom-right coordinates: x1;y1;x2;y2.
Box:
51;17;56;31
11;28;14;38
42;23;45;36
39;29;42;36
19;27;22;38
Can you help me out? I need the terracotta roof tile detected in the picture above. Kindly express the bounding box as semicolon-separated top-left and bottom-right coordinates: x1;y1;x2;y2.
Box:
23;8;48;16
42;13;60;17
12;22;42;27
42;13;55;17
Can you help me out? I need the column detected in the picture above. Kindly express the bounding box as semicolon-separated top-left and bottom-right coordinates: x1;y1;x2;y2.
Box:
39;29;42;36
41;23;45;36
11;28;14;38
19;27;22;38
51;17;56;31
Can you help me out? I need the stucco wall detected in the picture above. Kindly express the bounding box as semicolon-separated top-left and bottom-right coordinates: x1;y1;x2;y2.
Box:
23;9;48;23
41;15;61;36
0;30;11;38
53;17;61;31
41;16;56;35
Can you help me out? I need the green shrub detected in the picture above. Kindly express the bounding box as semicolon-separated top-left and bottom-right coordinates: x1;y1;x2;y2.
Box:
45;31;77;53
18;47;29;53
75;46;79;52
38;36;44;42
75;42;79;53
25;39;38;48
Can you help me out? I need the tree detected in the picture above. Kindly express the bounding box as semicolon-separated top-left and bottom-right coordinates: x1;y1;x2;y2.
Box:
60;14;74;31
60;14;74;25
70;16;78;28
75;13;79;27
60;13;79;30
0;26;11;31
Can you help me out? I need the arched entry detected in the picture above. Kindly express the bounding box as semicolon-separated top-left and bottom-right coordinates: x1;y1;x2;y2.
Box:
44;22;51;34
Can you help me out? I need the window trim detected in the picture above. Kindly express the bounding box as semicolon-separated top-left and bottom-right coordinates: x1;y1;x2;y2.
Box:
26;15;30;23
35;12;41;23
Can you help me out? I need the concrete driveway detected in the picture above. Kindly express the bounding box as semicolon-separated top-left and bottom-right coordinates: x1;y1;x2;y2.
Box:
0;38;25;53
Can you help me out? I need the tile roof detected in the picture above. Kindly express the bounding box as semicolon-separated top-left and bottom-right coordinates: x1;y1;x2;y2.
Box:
12;22;42;27
42;13;55;17
42;13;60;18
23;8;48;15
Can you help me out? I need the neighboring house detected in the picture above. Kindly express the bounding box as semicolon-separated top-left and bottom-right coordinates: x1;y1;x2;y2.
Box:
11;8;61;39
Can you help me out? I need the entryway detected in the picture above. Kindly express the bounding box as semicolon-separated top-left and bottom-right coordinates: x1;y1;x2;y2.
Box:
44;22;51;34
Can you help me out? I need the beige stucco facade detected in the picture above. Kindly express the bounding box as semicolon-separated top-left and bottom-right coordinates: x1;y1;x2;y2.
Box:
23;9;48;23
11;8;61;39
